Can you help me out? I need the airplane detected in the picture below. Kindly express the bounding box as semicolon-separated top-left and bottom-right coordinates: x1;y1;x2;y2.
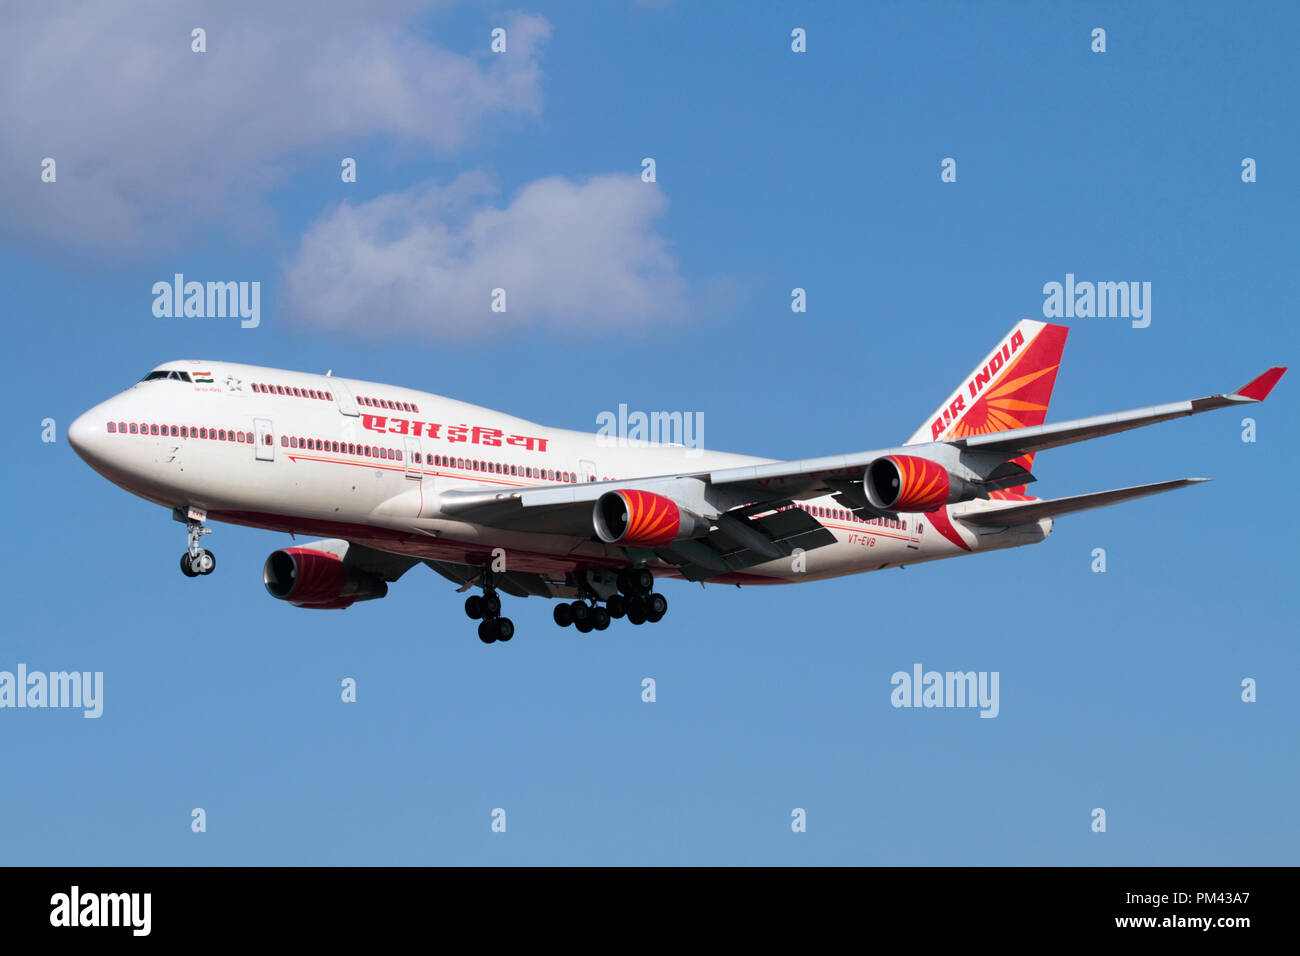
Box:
67;320;1285;644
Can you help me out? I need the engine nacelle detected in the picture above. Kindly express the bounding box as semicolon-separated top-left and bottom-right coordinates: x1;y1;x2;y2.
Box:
262;547;388;609
593;489;709;547
864;455;981;512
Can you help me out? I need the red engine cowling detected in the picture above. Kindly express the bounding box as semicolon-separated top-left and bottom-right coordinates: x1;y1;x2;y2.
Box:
864;455;973;512
262;547;388;609
593;490;708;547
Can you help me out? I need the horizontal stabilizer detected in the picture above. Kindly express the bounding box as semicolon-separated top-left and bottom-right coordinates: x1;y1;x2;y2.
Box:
955;478;1210;527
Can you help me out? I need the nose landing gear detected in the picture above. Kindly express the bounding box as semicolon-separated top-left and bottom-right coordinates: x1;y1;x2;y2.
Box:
175;507;215;577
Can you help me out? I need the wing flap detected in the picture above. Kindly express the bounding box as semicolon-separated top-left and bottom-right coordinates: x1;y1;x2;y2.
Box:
655;507;835;581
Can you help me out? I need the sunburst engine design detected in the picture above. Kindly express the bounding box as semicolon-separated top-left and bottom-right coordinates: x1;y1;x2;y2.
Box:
263;547;388;609
864;455;982;512
593;489;709;547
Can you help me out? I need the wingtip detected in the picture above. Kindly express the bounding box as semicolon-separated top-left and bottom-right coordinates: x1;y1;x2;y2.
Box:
1233;366;1287;402
1187;477;1212;484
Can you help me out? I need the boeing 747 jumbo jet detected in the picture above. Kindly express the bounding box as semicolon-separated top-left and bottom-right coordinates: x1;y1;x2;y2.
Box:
68;321;1284;643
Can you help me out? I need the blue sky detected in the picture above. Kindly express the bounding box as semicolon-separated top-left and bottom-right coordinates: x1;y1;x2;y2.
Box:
1;1;1296;864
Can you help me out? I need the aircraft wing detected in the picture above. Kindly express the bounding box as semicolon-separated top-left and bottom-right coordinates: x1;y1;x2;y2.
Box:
954;478;1209;527
948;367;1287;458
430;366;1283;579
702;366;1286;497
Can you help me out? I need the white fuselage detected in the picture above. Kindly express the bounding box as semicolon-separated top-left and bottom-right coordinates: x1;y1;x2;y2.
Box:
69;360;1050;586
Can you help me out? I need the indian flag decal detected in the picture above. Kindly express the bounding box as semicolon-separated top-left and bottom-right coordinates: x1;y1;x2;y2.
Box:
194;371;214;383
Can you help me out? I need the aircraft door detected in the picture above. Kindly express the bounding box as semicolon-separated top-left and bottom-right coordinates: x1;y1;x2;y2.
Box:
254;418;275;461
579;458;598;483
404;437;421;480
331;380;360;417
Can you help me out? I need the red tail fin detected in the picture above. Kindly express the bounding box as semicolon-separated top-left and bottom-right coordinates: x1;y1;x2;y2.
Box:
906;320;1069;496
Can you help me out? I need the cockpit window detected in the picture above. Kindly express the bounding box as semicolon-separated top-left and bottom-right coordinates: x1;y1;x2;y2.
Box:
139;370;194;383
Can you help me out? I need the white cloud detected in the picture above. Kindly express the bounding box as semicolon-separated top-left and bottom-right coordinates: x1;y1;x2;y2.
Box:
3;1;550;250
281;172;693;338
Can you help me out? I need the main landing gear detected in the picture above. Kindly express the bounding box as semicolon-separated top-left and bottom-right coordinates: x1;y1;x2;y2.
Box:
552;568;667;633
464;571;514;644
177;508;216;578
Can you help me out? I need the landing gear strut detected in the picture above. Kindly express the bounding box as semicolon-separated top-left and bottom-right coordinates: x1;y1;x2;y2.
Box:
464;570;513;643
176;507;215;577
552;568;666;632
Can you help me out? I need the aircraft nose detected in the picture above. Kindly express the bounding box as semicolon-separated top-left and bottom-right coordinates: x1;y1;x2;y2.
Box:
68;404;114;470
68;410;96;456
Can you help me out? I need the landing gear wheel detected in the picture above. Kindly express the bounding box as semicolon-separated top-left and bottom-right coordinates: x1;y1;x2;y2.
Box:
646;593;667;621
618;569;654;596
591;606;611;631
465;595;485;619
627;607;647;626
627;594;648;618
483;592;501;617
569;601;591;626
495;618;514;642
553;603;574;627
606;594;626;619
181;549;214;576
478;619;498;643
575;618;594;634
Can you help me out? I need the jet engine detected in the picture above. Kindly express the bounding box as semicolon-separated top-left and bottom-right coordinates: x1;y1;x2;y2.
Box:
864;455;983;512
593;489;709;547
262;546;388;609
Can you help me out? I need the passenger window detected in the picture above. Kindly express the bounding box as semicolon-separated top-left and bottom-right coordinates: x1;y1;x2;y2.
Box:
107;422;116;432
